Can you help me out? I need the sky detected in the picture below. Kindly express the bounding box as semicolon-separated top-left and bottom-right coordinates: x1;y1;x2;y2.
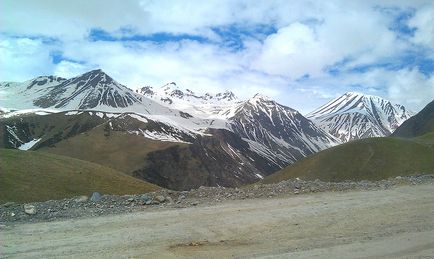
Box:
0;0;433;113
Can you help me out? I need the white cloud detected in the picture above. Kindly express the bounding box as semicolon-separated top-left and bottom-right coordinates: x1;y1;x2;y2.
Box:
0;0;433;113
252;23;325;79
53;61;92;79
0;37;55;81
408;5;434;49
385;68;434;109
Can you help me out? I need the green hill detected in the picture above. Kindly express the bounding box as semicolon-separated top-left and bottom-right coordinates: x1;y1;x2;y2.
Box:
262;134;434;184
0;149;160;203
392;100;434;138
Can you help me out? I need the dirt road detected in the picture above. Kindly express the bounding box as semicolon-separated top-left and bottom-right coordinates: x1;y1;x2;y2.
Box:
1;184;433;258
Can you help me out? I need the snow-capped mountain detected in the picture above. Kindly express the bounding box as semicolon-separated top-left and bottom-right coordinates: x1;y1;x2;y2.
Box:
0;69;341;190
137;83;240;118
0;69;174;115
229;94;340;168
307;92;414;142
137;83;340;166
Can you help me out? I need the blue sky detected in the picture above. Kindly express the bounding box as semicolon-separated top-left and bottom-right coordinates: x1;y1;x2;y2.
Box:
0;0;433;113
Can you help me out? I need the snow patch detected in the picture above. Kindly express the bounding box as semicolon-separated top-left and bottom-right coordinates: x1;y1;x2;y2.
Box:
18;138;41;150
255;173;264;179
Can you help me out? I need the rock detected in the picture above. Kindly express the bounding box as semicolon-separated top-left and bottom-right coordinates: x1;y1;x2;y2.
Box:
10;212;15;217
24;204;37;215
154;195;166;203
90;192;102;202
2;202;15;207
294;189;300;194
192;201;199;206
166;196;173;204
74;195;88;203
127;198;135;202
140;195;152;204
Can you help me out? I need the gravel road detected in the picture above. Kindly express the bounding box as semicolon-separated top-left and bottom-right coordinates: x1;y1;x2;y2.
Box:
1;184;433;258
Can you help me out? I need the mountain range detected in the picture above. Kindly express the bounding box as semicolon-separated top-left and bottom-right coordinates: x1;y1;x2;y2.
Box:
0;69;417;190
263;99;434;184
307;92;414;142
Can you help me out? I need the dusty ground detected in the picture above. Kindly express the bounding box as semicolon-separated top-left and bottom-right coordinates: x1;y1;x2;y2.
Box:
1;184;433;258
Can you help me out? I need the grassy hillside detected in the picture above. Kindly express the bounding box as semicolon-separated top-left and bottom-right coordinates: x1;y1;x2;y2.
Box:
262;134;434;184
39;123;182;174
0;149;160;203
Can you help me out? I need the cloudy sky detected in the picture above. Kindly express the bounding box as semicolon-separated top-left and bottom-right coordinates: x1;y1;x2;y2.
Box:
1;0;433;113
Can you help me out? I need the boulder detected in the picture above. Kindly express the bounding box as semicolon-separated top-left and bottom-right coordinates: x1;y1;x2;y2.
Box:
74;195;89;203
24;204;37;215
165;196;173;204
2;202;15;207
90;192;102;202
154;195;166;203
140;194;152;203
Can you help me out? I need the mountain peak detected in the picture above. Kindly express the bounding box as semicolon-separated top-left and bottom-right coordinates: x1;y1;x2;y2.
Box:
344;91;364;97
81;69;110;78
250;93;272;102
160;82;179;91
70;69;119;91
216;90;237;101
26;75;66;89
343;91;389;103
307;91;414;142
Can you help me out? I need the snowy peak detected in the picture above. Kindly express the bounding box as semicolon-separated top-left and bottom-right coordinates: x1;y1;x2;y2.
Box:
307;92;414;141
310;92;409;117
139;83;238;103
216;90;237;102
30;69;145;110
137;83;240;118
26;75;66;89
229;95;339;167
252;93;272;100
0;69;180;115
248;93;272;104
242;93;296;115
73;69;115;87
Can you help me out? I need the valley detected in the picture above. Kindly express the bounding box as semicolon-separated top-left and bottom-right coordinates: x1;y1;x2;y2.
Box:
2;69;428;194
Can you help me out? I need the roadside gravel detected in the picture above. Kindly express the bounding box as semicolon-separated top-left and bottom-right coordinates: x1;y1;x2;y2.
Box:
1;174;432;224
